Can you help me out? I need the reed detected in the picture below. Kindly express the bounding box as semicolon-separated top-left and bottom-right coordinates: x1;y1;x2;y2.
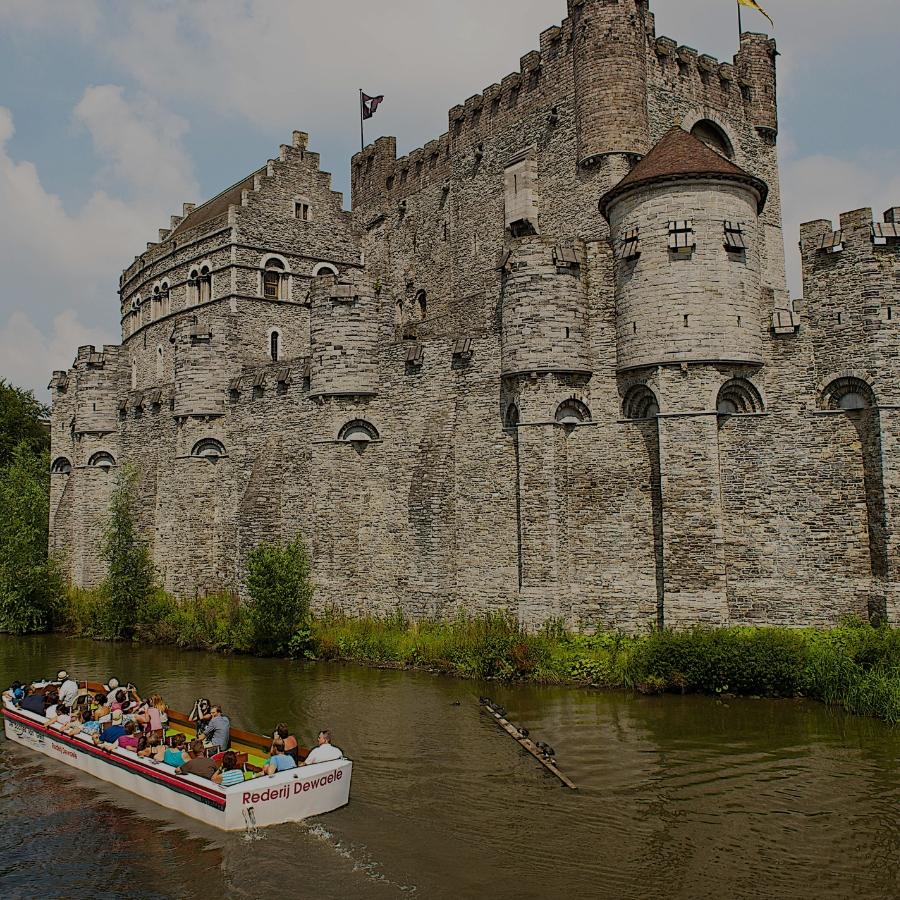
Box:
57;589;900;725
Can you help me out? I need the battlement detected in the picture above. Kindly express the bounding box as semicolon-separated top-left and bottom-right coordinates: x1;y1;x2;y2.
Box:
800;207;900;258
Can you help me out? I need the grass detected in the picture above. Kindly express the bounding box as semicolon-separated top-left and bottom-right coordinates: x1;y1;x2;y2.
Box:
57;587;900;725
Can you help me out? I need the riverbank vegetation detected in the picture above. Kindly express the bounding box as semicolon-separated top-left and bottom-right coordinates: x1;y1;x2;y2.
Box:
1;379;899;724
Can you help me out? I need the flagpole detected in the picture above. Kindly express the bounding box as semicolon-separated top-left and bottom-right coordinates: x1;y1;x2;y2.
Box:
737;0;743;39
359;89;364;152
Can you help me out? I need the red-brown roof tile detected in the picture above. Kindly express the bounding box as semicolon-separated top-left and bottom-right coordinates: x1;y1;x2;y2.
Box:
599;127;768;217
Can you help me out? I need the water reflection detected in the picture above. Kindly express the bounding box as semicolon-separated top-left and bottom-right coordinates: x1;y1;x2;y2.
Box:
0;635;898;899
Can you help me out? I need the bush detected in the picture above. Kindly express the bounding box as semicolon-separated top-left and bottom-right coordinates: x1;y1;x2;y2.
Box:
100;465;158;639
0;444;63;633
245;538;314;655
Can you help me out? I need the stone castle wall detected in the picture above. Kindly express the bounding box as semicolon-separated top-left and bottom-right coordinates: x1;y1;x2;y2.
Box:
47;0;900;630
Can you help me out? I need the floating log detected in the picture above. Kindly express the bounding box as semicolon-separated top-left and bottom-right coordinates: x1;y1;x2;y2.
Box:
480;700;577;790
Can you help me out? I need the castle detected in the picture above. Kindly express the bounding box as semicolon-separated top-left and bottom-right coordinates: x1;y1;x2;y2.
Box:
48;0;900;630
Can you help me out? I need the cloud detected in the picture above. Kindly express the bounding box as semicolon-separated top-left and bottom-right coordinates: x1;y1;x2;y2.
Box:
0;95;197;397
0;310;112;397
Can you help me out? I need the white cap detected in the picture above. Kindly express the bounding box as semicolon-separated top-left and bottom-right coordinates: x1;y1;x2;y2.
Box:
107;677;119;690
112;709;123;722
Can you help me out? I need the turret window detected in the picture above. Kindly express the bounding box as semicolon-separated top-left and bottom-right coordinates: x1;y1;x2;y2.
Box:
821;376;875;412
555;399;591;426
623;385;660;420
88;451;116;470
716;379;764;416
270;330;281;361
668;221;695;254
51;457;72;475
192;438;226;460
617;227;641;261
724;221;747;252
339;420;380;444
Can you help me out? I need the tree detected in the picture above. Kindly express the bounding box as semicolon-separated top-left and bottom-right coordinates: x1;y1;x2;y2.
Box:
0;444;62;633
245;538;314;655
101;465;157;639
0;380;49;468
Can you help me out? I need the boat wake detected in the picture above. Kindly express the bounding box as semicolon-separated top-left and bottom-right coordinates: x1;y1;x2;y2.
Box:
302;822;418;894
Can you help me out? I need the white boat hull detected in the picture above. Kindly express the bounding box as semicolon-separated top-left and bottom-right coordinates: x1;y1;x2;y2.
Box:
2;704;352;831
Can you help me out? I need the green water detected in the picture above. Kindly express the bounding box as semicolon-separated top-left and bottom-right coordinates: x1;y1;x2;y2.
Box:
0;634;898;899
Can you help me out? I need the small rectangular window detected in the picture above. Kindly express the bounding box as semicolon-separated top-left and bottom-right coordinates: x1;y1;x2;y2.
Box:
618;227;641;261
820;230;843;254
400;169;408;185
724;221;747;251
294;201;310;221
668;220;695;254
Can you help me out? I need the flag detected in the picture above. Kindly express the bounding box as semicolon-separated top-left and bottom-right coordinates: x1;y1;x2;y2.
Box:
738;0;773;27
361;92;384;120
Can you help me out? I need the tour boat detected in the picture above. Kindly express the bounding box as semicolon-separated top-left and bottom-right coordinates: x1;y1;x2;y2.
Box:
1;683;352;831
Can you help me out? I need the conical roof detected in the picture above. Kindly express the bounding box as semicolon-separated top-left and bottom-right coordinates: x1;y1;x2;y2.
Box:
598;127;768;218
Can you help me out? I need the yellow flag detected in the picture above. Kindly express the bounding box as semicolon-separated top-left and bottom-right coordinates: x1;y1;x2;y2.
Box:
738;0;774;27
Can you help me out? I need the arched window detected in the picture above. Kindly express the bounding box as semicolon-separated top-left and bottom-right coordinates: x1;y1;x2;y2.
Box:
160;281;170;316
416;290;427;321
263;258;286;300
88;451;116;470
555;399;592;426
338;420;380;444
198;265;212;304
192;438;226;460
152;285;161;319
312;262;338;277
51;457;72;475
623;385;660;420
189;269;200;305
690;120;734;159
505;404;521;429
395;299;404;326
821;376;876;412
716;379;764;416
270;330;280;362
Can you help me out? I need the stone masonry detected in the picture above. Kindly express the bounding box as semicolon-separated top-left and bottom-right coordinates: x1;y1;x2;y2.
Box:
48;0;900;630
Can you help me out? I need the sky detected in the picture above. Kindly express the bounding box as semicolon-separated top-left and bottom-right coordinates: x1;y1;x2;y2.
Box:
0;0;898;399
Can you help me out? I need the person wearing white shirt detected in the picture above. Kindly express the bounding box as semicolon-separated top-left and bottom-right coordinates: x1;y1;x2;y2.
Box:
56;671;78;707
302;730;343;766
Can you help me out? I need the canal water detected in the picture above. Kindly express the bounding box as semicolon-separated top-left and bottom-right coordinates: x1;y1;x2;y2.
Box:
0;635;897;899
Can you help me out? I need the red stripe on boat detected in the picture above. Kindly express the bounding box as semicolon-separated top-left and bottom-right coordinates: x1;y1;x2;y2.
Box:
3;708;226;808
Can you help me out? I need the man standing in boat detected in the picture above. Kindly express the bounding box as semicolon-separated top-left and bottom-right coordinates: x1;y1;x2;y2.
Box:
201;705;231;751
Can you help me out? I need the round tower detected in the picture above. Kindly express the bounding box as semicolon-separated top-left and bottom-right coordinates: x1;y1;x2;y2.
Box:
569;0;650;167
600;128;769;373
309;273;380;398
500;238;590;377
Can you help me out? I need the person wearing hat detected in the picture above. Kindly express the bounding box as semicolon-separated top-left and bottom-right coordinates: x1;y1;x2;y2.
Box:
57;671;79;708
94;710;127;748
104;677;120;704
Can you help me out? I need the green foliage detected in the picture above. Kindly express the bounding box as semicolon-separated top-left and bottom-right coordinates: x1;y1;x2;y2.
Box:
99;465;157;639
0;444;63;633
0;380;49;469
245;538;314;655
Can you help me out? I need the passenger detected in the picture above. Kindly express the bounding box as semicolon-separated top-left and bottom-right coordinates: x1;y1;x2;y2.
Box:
92;692;112;724
162;734;189;767
3;681;25;704
175;739;218;780
212;751;245;787
19;687;50;717
262;738;297;776
302;730;343;766
189;698;213;735
45;703;72;730
63;709;85;735
94;710;127;748
104;677;120;703
56;671;79;707
71;706;103;738
135;694;167;738
273;723;299;764
201;705;231;751
117;720;141;751
43;691;61;719
137;733;162;758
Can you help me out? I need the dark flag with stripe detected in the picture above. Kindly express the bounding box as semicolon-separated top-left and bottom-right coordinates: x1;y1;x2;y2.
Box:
361;92;384;120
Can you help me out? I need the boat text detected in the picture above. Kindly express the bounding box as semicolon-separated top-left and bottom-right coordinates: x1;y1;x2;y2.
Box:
242;769;343;805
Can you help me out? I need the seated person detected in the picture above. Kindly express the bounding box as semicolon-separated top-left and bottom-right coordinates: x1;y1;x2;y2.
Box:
3;681;26;704
212;750;245;787
43;692;61;719
94;710;127;748
19;686;51;717
201;706;231;751
162;733;189;767
45;703;72;730
137;733;162;759
273;723;299;764
261;738;297;776
176;739;219;780
302;730;343;766
117;720;141;751
68;706;102;737
104;677;120;703
56;671;79;708
189;698;213;735
92;693;111;724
